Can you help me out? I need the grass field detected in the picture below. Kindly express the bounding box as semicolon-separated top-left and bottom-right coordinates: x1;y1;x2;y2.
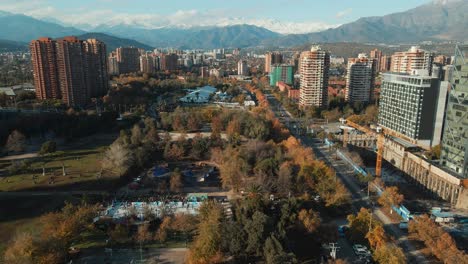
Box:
0;133;122;192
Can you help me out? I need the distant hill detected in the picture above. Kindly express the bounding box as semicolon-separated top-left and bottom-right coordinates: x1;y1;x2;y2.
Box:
265;0;468;46
0;39;27;52
0;0;467;50
0;11;84;43
93;24;280;49
77;32;153;52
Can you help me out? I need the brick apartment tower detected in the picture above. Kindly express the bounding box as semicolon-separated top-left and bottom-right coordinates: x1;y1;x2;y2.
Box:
30;36;109;106
116;47;140;74
160;53;178;71
30;38;60;100
83;39;109;98
299;46;330;108
370;49;382;72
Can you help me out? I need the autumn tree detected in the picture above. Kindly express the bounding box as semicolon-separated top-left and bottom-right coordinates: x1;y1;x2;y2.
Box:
218;147;247;191
3;232;35;264
226;118;241;144
155;217;172;243
373;243;406;264
378;186;404;212
170;168;183;193
298;209;321;233
347;208;380;243
189;201;225;264
135;223;153;244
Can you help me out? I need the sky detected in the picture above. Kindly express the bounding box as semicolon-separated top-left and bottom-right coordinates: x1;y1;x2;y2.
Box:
0;0;434;33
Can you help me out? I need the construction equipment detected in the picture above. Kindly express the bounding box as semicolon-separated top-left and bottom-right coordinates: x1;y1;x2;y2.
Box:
339;117;384;177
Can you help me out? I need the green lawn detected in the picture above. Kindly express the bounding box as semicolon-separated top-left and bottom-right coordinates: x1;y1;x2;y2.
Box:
0;146;118;191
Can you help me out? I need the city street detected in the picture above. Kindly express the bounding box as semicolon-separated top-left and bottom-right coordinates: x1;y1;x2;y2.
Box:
265;90;432;263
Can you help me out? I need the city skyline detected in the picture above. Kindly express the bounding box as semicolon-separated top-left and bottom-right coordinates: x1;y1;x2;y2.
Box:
0;0;438;34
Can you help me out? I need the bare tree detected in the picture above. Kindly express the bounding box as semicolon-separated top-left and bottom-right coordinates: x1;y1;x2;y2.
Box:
101;142;134;176
5;130;26;153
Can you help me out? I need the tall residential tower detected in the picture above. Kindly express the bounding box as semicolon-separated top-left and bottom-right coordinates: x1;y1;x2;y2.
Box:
299;46;330;108
345;53;376;104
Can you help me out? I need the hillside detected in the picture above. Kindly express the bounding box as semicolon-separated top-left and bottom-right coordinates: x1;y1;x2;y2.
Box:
92;24;280;49
0;39;27;52
265;0;468;46
77;33;153;51
0;11;84;43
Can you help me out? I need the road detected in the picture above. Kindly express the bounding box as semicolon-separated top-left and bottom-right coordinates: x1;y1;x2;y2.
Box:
264;90;431;263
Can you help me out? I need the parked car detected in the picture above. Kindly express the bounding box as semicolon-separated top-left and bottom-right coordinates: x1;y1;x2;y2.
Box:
353;244;371;257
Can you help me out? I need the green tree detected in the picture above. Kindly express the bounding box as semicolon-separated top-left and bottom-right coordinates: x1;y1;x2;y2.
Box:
39;141;57;155
245;211;271;256
263;235;296;264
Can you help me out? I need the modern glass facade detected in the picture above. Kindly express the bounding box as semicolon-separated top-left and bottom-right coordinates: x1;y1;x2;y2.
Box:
270;64;294;86
378;73;440;141
440;45;468;179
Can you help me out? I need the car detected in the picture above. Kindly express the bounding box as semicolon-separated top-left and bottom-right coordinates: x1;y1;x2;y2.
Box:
353;244;371;257
338;225;348;237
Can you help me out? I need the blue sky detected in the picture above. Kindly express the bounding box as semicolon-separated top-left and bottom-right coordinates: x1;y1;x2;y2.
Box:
0;0;432;33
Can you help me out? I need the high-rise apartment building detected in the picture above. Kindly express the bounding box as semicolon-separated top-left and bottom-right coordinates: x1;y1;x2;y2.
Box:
160;53;178;71
440;45;468;178
391;46;434;75
30;36;108;106
30;37;60;100
270;64;294;86
238;60;248;76
299;46;330;108
108;52;119;75
378;72;448;148
83;39;108;97
345;54;376;104
55;37;89;106
200;66;209;78
265;52;283;73
140;54;156;74
380;55;391;72
370;49;382;72
116;47;140;74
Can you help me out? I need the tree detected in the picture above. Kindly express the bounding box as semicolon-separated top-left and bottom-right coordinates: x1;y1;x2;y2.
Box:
170;169;183;193
130;124;144;146
347;208;380;243
189;201;224;264
155;217;172;243
366;225;387;250
39;141;57;155
135;223;153;244
3;232;35;264
298;209;321;233
226;118;241;144
5;130;26;153
263;234;295;264
378;186;404;212
164;143;185;160
109;224;130;244
373;243;406;264
218;147;247;191
245;211;271;256
317;131;327;143
277;162;293;195
101;142;134;176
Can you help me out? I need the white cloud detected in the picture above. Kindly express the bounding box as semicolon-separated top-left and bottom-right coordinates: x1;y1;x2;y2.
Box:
336;8;353;18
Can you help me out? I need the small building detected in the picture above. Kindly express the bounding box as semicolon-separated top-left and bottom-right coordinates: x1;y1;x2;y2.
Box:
179;85;217;104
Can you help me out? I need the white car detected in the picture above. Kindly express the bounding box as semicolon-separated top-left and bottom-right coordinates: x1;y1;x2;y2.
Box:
353;244;371;257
